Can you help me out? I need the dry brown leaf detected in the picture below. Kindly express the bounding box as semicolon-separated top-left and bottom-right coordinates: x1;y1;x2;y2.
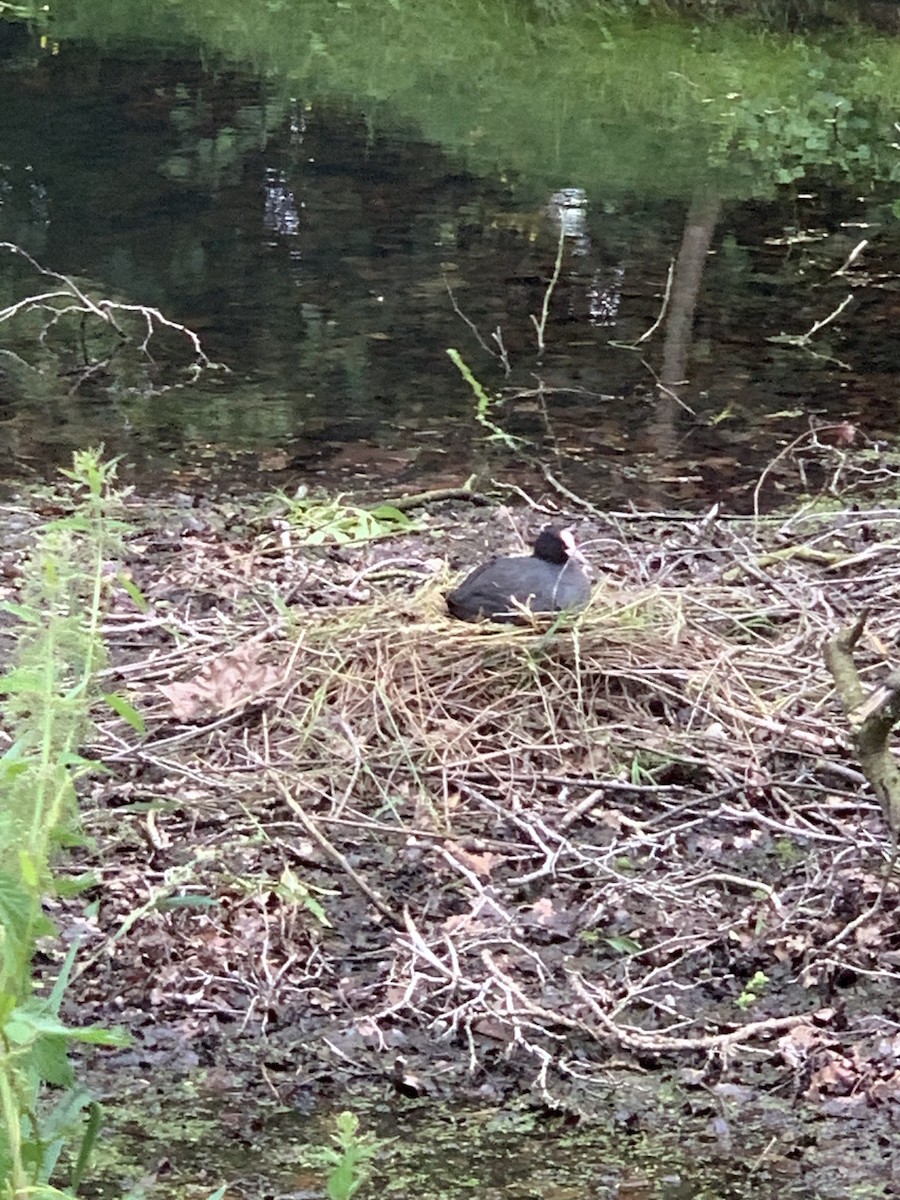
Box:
777;1023;822;1067
520;896;579;936
808;1056;858;1096
869;1075;900;1102
853;921;884;948
527;897;558;923
470;1016;513;1042
444;842;501;879
442;909;496;934
159;642;285;719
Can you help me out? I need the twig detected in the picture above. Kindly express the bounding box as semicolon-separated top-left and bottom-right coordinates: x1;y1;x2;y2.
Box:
273;776;402;926
571;974;818;1056
530;223;566;358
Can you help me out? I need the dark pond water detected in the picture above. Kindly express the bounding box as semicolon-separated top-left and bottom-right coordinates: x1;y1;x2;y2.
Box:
3;14;900;510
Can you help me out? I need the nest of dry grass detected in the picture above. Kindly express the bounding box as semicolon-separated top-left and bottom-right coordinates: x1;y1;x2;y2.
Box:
25;493;900;1107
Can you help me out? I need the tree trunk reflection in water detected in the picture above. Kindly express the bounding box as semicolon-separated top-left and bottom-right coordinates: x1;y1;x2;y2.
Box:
646;191;722;498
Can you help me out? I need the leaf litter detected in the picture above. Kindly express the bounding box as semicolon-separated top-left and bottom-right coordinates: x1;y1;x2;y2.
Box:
5;469;900;1191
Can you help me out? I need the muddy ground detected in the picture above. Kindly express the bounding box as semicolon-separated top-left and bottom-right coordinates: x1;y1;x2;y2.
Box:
4;467;900;1197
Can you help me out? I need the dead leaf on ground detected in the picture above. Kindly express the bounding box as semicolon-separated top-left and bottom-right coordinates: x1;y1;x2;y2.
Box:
444;842;502;880
159;642;285;720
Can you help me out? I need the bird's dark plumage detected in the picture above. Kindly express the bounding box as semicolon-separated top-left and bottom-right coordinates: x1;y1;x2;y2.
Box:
446;527;591;624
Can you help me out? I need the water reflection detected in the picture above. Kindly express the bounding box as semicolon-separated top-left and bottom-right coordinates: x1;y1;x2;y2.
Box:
548;187;625;328
263;167;302;240
0;18;897;513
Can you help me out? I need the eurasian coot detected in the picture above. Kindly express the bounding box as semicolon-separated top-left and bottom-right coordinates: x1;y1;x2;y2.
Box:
446;527;591;623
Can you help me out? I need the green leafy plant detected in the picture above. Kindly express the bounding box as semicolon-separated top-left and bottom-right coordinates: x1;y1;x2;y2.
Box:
736;970;770;1009
276;488;420;544
0;449;131;1196
603;933;643;955
272;866;334;927
773;838;802;867
318;1111;386;1200
230;866;334;928
578;929;643;955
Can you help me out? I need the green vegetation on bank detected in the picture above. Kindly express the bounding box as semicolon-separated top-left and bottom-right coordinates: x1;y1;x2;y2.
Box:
0;452;130;1196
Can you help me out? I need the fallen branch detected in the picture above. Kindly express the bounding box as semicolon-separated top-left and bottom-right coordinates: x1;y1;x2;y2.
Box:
571;973;819;1060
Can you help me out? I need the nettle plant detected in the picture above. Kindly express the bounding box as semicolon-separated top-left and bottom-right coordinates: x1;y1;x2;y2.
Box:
0;450;134;1197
